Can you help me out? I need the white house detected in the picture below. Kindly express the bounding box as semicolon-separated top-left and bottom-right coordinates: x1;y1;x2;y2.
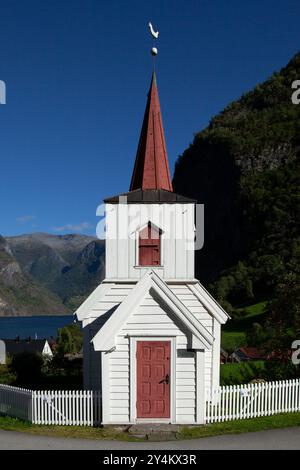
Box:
76;71;229;425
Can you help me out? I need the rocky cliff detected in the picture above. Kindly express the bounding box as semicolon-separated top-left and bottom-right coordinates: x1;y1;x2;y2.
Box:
5;233;105;313
0;235;69;316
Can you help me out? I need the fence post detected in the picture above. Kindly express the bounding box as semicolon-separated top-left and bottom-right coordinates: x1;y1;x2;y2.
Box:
31;391;35;423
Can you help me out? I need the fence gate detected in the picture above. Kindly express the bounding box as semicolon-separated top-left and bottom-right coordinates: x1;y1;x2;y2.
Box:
205;379;300;423
32;390;102;426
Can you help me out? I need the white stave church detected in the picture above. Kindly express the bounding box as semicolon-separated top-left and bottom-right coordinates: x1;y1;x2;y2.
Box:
76;71;229;425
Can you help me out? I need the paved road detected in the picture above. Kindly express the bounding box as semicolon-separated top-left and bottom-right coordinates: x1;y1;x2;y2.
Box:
0;427;300;450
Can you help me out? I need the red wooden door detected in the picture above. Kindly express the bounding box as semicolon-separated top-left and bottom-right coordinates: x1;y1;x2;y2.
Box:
136;341;170;418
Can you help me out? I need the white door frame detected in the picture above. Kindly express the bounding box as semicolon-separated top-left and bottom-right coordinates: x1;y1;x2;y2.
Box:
129;336;176;424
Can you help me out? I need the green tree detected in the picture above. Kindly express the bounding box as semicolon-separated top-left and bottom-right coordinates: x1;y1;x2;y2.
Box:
56;323;83;357
264;273;300;359
246;322;269;347
10;352;43;385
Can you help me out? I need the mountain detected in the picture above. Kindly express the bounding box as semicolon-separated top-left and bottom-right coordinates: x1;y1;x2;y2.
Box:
5;233;105;311
0;235;69;316
173;51;300;310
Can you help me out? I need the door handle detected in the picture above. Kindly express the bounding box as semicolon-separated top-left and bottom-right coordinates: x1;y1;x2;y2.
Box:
159;374;169;385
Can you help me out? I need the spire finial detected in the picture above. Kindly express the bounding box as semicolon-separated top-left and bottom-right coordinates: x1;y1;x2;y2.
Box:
148;21;159;58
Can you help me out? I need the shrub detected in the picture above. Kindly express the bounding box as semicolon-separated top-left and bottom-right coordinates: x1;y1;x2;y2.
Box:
10;352;43;385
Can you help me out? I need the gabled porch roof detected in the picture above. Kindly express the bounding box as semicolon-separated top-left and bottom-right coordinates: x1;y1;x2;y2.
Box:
92;269;214;351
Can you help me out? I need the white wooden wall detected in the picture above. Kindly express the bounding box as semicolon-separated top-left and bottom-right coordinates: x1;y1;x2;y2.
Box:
105;294;201;424
176;350;196;423
82;282;221;424
105;203;195;281
169;284;214;392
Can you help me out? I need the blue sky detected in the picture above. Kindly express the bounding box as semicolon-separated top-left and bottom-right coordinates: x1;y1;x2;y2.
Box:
1;0;299;237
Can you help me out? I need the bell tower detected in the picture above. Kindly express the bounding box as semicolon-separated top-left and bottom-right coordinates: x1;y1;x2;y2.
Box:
104;71;196;281
77;25;229;421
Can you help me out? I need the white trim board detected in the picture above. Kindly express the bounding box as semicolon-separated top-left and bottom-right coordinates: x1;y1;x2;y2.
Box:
188;283;230;324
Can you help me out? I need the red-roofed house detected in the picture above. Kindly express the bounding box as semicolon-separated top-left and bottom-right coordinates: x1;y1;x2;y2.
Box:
231;347;267;363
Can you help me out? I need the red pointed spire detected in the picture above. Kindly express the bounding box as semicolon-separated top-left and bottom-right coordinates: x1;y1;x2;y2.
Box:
130;72;173;191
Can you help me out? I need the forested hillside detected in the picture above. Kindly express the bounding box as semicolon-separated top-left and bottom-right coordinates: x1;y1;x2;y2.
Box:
173;51;300;313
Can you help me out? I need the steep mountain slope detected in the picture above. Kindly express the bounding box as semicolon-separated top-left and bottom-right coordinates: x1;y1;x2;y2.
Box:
55;239;105;307
0;235;68;316
173;51;300;308
6;233;105;309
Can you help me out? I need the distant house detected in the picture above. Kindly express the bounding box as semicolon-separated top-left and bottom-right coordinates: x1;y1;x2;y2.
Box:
47;337;57;354
231;347;266;363
0;338;53;364
220;347;229;364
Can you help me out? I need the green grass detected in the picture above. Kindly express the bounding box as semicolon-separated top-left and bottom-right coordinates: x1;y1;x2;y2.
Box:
178;413;300;440
239;301;268;317
222;300;268;352
1;413;300;442
221;331;246;351
0;416;140;441
220;360;266;385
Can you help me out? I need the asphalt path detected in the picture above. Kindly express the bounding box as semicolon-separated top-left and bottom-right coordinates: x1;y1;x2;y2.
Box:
0;426;299;450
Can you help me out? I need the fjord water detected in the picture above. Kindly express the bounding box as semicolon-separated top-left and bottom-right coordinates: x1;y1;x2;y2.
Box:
0;315;74;339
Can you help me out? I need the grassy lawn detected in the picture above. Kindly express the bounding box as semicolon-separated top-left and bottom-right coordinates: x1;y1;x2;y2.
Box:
239;301;268;317
0;416;140;441
222;300;268;352
179;413;300;440
221;331;246;351
220;360;266;385
0;412;300;442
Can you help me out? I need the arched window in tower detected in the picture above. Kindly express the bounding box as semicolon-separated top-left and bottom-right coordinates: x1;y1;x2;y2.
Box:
138;222;161;266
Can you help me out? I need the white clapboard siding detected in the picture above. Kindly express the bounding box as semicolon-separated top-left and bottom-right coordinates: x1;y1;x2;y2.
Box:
108;335;130;421
106;299;196;423
205;380;300;423
176;351;196;423
32;390;101;426
105;203;195;280
82;279;218;423
169;284;214;393
205;350;213;390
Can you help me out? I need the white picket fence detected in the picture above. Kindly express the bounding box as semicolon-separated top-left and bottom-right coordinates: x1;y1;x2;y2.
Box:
0;384;101;426
0;384;32;421
205;379;300;423
32;390;101;426
1;380;300;426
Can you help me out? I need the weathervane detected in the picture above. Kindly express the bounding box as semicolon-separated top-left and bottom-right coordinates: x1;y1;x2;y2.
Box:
148;21;159;57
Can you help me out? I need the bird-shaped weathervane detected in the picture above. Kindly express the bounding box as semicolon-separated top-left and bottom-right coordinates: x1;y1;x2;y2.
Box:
148;21;159;56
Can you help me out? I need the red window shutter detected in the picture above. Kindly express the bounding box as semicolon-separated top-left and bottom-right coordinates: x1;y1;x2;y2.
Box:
139;224;161;266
